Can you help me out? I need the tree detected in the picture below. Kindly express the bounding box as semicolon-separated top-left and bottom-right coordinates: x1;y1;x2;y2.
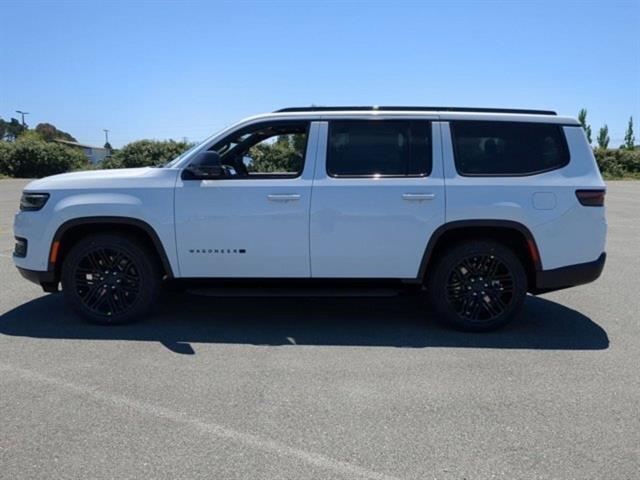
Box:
596;124;610;149
246;134;305;174
34;123;77;142
624;117;635;150
107;139;192;168
578;108;592;144
0;136;88;178
1;118;26;141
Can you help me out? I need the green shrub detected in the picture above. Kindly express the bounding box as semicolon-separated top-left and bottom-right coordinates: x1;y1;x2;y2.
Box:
594;148;640;178
107;139;192;168
0;142;12;176
0;138;88;178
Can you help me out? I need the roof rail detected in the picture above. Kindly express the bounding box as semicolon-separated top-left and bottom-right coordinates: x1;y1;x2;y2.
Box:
274;106;557;115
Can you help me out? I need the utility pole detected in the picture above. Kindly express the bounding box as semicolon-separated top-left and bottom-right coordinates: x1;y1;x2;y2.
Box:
15;110;29;127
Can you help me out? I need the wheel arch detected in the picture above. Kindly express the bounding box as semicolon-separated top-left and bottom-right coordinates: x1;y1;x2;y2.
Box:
418;220;541;290
50;216;174;281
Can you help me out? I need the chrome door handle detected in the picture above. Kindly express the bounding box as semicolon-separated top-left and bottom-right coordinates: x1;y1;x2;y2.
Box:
402;193;435;201
267;194;301;202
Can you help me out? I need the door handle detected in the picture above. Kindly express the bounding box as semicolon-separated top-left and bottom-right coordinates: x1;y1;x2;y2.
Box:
402;193;435;201
267;194;301;202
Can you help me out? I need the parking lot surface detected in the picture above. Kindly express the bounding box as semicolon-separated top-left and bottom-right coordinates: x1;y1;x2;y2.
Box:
1;178;638;479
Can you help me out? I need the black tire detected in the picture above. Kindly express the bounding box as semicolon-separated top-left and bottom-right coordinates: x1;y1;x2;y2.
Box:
426;239;527;332
61;233;161;325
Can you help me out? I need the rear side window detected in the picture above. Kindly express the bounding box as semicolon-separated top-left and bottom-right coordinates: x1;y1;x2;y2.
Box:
450;121;569;176
327;121;431;177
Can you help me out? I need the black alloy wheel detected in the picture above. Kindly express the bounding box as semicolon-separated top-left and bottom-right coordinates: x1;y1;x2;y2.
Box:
61;233;161;324
427;239;527;331
73;246;141;318
445;254;515;322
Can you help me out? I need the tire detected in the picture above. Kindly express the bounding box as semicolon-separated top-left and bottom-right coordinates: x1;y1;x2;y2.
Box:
61;233;161;325
426;239;527;332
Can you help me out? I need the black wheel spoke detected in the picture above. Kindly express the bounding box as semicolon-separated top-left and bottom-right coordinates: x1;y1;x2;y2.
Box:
73;246;141;318
445;253;515;323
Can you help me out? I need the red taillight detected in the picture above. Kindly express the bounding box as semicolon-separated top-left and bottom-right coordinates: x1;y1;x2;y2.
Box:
576;189;605;207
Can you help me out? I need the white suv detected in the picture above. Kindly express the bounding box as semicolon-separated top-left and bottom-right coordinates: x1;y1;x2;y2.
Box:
12;107;607;331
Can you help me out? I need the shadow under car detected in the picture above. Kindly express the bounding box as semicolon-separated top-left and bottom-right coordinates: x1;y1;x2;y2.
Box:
0;292;609;354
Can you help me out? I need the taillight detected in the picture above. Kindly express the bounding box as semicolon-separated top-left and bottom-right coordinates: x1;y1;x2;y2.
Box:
576;189;605;207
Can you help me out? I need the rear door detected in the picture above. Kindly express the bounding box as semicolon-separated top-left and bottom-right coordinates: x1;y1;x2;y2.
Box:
309;118;445;278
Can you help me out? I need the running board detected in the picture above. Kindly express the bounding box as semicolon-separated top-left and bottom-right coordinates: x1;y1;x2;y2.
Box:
187;287;406;298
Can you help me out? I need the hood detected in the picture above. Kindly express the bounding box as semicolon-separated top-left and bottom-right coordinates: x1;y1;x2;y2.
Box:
24;167;179;191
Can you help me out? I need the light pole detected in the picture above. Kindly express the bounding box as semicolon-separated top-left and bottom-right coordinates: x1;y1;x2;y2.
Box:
103;129;111;155
15;110;29;127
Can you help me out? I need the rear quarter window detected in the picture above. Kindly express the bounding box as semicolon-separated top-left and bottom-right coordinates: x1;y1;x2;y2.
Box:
450;121;570;176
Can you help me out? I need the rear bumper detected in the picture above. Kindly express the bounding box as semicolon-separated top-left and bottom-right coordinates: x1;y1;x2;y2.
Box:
16;266;59;293
534;252;606;293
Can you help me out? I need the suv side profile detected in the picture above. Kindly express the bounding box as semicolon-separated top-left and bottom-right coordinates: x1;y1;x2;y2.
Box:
13;107;607;331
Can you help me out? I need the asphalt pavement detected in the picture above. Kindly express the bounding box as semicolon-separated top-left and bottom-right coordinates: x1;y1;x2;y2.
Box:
0;178;638;479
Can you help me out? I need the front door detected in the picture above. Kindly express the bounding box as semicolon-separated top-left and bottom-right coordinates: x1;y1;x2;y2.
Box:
175;120;318;277
310;119;445;278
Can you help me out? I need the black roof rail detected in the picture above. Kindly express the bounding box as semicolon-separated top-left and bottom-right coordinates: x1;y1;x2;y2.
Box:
275;106;557;116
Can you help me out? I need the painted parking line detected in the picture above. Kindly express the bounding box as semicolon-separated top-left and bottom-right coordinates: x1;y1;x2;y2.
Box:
0;363;402;480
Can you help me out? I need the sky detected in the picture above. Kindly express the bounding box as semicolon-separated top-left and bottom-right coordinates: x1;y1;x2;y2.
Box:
1;0;639;148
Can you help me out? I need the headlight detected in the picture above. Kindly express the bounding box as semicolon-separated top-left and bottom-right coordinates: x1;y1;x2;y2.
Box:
20;192;50;211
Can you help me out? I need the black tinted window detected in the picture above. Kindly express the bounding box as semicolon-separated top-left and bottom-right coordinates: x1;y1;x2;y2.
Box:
327;121;431;177
451;121;569;176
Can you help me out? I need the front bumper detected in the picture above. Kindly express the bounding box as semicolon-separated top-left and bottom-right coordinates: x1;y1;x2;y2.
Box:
534;252;606;293
16;266;59;293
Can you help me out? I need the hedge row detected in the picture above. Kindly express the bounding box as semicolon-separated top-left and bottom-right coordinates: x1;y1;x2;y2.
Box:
0;138;88;178
594;148;640;178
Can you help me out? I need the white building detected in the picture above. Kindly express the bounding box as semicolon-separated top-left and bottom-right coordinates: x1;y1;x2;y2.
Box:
54;139;110;164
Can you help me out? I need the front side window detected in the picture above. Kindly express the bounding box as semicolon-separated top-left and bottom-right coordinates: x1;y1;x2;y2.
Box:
450;121;569;176
327;121;431;177
211;122;309;178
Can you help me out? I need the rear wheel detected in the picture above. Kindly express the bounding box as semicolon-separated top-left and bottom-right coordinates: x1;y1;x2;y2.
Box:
426;239;527;331
61;233;161;324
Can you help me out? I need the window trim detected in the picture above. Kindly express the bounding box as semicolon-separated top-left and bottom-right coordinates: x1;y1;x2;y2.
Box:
326;119;433;179
450;120;571;178
204;120;310;180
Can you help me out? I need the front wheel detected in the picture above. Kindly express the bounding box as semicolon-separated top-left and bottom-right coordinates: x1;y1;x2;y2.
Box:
61;233;161;325
426;240;527;332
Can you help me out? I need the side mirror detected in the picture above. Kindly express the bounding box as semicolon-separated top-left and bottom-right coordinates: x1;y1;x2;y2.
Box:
183;151;222;180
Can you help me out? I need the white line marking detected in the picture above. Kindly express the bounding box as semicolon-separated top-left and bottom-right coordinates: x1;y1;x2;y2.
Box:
0;363;402;480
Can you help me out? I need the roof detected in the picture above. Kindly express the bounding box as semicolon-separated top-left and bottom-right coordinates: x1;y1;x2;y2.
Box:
247;108;579;126
275;106;558;115
54;139;107;150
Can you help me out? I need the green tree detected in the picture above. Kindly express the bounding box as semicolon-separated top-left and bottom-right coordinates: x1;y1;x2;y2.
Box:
3;118;26;141
596;124;610;149
34;123;77;142
624;116;635;150
578;108;592;144
0;136;88;178
107;139;192;168
246;134;305;174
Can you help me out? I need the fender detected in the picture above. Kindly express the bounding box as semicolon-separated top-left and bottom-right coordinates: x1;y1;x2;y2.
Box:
49;216;174;277
417;219;542;280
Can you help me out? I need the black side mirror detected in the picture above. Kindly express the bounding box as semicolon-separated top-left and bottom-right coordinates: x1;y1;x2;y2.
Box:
183;151;222;180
